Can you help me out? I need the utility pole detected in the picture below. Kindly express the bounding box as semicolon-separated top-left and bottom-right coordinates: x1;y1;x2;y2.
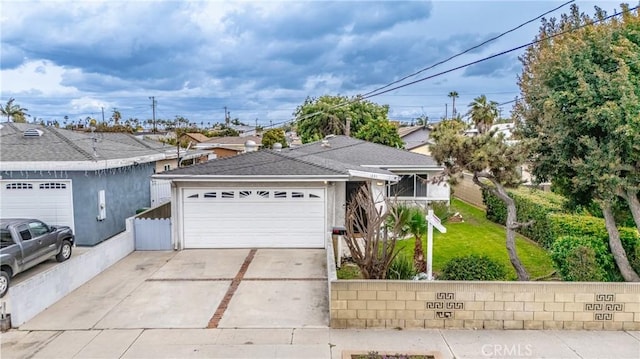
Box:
224;106;229;126
149;96;157;132
101;107;105;123
445;103;448;119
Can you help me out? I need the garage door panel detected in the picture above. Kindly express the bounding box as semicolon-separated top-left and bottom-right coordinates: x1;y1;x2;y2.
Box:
183;188;325;248
0;180;74;231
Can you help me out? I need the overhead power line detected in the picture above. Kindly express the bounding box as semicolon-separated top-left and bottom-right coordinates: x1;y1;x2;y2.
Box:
361;0;575;98
362;5;638;100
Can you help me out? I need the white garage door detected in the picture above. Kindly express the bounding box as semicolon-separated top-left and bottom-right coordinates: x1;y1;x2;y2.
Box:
182;188;325;248
0;180;75;231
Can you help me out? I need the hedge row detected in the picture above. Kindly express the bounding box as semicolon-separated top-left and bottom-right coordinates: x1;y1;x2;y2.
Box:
482;187;565;248
482;188;640;281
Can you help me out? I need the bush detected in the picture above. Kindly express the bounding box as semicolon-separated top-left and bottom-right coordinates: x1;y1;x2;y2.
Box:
482;187;565;248
439;254;507;281
430;201;452;223
549;214;640;276
386;254;417;280
550;236;613;281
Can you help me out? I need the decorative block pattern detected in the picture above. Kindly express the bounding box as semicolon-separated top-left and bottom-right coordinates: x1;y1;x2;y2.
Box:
330;280;640;330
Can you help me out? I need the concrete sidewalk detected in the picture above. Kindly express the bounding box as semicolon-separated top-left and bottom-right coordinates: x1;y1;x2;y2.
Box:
2;328;639;358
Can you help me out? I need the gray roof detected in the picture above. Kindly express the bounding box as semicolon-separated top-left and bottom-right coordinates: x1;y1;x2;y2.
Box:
289;135;439;167
159;149;348;177
0;122;169;163
156;135;440;179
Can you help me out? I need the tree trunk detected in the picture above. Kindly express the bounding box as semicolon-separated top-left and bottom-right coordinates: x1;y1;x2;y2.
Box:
601;202;640;282
414;235;427;273
624;190;640;234
473;174;530;280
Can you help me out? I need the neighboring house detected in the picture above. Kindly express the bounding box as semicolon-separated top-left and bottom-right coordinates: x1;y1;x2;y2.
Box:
178;132;209;145
0;122;176;246
154;135;449;249
398;125;433;155
195;135;263;158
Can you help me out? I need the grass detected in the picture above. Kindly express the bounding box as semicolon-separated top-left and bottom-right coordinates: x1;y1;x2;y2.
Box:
396;198;556;280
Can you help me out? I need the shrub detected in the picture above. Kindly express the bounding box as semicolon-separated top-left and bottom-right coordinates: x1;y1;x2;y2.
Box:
482;187;565;248
386;254;417;280
550;236;612;281
439;254;507;281
430;201;452;223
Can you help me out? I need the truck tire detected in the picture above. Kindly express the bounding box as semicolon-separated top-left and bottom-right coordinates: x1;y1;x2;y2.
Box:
0;270;9;298
56;240;72;262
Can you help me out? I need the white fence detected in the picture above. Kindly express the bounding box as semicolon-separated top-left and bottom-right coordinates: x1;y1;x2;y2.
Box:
134;218;172;250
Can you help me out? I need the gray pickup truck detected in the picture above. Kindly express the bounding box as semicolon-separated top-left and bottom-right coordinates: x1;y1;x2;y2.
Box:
0;218;75;298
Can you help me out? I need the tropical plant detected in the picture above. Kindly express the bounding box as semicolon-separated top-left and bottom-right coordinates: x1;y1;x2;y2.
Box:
448;91;459;118
467;95;498;133
1;98;29;123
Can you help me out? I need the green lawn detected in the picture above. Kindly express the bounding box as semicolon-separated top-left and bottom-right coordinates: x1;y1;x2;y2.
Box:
396;198;556;280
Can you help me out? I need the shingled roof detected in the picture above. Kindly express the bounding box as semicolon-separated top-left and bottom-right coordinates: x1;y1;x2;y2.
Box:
289;135;439;167
155;135;441;180
0;122;170;170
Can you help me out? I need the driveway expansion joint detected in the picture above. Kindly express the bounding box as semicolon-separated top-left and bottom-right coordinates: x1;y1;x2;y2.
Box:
207;249;257;328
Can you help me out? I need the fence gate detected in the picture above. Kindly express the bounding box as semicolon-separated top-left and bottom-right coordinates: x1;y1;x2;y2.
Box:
134;218;172;250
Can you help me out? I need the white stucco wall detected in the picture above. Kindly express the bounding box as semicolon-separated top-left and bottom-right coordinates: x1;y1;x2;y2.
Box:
9;219;135;327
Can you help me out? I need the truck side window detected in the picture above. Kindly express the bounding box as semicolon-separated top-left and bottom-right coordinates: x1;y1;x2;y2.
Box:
28;221;49;237
0;230;14;247
17;225;32;241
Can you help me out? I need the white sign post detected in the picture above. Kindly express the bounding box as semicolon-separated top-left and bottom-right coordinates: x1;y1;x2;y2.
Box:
426;209;446;281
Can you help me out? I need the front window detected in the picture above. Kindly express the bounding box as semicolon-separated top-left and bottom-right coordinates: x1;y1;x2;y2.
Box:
388;174;428;198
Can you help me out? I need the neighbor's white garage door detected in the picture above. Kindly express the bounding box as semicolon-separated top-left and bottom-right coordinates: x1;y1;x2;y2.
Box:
182;188;325;248
0;179;75;231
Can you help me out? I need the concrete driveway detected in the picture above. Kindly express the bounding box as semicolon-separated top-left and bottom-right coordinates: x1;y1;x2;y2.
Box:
18;249;329;331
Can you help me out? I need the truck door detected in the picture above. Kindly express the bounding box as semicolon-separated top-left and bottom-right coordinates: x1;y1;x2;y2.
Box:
27;220;58;259
16;224;40;264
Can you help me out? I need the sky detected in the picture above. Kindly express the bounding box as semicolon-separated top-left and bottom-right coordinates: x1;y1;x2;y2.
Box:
0;0;630;128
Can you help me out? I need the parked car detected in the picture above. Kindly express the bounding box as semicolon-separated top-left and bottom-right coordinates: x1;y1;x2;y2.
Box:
0;219;75;298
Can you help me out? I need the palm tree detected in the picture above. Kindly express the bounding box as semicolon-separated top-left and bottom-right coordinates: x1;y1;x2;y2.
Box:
395;205;428;273
1;98;29;123
467;95;499;134
448;91;459;118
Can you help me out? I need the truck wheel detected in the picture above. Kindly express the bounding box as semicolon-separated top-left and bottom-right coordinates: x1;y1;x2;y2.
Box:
56;240;72;262
0;270;9;298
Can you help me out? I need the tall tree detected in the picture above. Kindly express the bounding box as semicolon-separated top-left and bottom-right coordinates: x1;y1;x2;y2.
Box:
431;118;531;280
261;128;288;149
1;98;29;123
515;4;640;281
467;95;498;134
448;91;459;118
294;95;400;146
111;108;121;124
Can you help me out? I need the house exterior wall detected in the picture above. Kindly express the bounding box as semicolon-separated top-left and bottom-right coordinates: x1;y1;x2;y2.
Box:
408;144;431;156
155;158;179;173
211;148;241;158
5;162;154;246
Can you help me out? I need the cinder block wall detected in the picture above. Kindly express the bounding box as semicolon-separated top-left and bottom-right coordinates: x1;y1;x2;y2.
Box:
330;281;640;330
451;172;485;209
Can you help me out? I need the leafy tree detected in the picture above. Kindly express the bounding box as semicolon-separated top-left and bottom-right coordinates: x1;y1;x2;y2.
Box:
431;116;531;280
467;95;498;134
294;95;399;146
262;128;288;149
354;118;403;147
448;91;459;118
515;4;640;281
1;98;29;123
